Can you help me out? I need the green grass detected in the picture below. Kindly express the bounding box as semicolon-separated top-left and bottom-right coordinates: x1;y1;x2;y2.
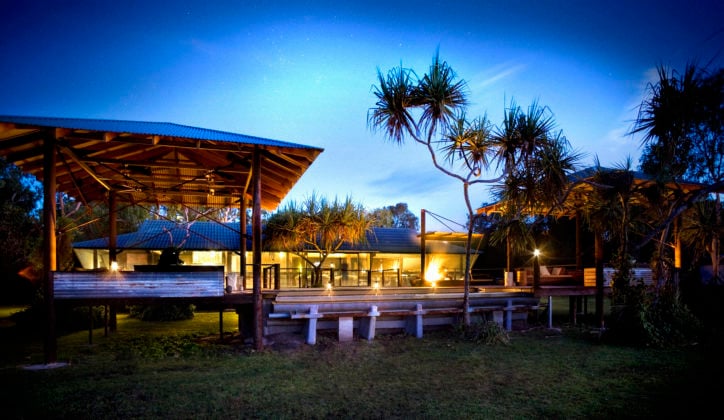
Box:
1;307;722;419
0;305;27;319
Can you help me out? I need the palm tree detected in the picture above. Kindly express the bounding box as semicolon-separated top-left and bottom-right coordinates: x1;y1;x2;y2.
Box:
632;63;724;283
489;100;583;281
264;193;371;287
680;199;724;284
584;160;642;298
369;54;582;324
369;52;490;324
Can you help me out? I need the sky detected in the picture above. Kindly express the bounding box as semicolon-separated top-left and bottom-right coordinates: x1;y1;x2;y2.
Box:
1;0;723;232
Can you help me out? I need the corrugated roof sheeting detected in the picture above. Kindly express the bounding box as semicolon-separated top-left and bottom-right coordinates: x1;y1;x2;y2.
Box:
0;115;318;149
0;115;323;210
479;166;709;217
74;220;244;251
73;221;475;255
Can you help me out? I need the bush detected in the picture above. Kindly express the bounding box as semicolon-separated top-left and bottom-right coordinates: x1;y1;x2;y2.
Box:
128;304;196;321
605;286;702;348
454;319;510;345
10;303;107;334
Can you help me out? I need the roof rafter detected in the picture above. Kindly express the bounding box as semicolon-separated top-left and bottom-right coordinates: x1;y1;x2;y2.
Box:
0;116;323;210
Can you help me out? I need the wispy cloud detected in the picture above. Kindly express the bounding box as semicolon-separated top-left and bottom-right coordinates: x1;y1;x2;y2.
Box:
470;62;527;90
595;114;643;167
591;66;659;167
367;168;450;198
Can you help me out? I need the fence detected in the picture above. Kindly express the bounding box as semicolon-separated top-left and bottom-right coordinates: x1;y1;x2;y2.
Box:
225;266;504;290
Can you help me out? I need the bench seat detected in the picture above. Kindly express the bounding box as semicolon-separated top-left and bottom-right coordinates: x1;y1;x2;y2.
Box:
270;298;539;345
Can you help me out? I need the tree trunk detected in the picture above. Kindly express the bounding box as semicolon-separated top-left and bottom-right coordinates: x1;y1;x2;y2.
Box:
506;235;512;273
463;220;473;326
595;232;605;329
713;193;721;283
462;183;474;326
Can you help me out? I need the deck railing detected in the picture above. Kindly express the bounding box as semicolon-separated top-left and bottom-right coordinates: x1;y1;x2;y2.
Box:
227;266;502;290
54;267;225;300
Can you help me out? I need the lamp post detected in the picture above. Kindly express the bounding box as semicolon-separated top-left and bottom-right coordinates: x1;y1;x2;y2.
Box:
533;249;541;288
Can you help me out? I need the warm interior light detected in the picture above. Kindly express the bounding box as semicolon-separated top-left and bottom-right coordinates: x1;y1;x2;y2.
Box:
534;249;540;257
326;282;333;291
425;258;443;284
373;280;380;290
110;261;119;272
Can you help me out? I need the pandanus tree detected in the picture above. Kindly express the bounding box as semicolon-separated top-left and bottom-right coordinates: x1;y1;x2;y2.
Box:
632;62;724;284
583;159;648;303
264;193;371;287
488;101;582;278
368;53;494;324
368;52;581;324
680;199;724;283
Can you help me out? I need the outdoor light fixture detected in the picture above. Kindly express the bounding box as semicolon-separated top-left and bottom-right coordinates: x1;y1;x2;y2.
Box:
110;261;119;272
533;248;541;288
326;282;333;291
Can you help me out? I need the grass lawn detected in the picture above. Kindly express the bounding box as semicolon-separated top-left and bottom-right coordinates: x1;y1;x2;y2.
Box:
1;303;722;419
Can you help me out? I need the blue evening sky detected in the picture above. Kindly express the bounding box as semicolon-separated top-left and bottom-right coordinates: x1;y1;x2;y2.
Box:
1;1;723;231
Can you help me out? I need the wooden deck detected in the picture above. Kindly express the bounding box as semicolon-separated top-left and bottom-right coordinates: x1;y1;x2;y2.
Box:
265;287;542;342
52;271;612;344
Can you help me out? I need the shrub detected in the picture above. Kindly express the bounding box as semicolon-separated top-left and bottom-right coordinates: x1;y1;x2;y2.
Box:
59;305;106;332
128;304;196;321
10;302;106;334
454;319;510;345
605;285;702;348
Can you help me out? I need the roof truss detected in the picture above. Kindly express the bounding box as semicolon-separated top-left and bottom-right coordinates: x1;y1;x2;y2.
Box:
0;117;323;210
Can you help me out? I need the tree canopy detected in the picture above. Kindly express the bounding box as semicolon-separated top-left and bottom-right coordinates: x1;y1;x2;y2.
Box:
633;62;724;282
0;158;41;301
264;193;372;287
368;51;581;323
368;202;419;230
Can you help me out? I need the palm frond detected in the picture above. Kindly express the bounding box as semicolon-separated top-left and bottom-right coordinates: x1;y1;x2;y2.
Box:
416;51;468;140
367;66;418;143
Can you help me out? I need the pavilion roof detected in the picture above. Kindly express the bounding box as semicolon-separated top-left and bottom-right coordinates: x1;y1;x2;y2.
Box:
73;220;474;254
0;115;324;210
477;166;708;217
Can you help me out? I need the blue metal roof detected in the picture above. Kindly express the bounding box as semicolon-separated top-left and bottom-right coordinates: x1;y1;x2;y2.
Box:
73;220;473;254
0;115;319;150
73;220;246;251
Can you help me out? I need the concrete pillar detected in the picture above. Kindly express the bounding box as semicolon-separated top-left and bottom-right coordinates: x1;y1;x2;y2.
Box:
548;296;553;329
338;317;354;342
302;305;321;345
405;303;424;338
505;299;513;331
492;310;504;325
359;305;379;340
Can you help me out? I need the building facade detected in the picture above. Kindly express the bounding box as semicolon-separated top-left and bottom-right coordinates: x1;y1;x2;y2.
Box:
73;220;478;289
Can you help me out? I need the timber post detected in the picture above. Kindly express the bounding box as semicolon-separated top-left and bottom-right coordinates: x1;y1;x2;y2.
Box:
595;232;605;329
108;190;118;333
252;148;263;350
420;209;426;284
43;133;57;364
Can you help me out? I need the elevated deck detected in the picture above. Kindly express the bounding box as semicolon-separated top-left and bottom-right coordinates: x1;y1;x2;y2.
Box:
265;287;541;343
52;270;611;343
